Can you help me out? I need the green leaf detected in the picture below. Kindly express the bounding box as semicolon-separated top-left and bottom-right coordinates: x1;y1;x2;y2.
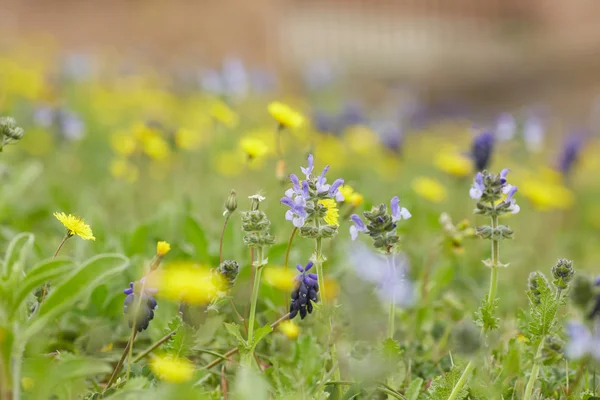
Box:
224;322;247;347
525;273;560;339
474;298;499;332
250;324;273;349
405;378;424;400
11;258;73;317
427;366;468;400
2;232;34;279
23;254;129;341
126;224;150;256
381;338;403;361
183;215;210;261
164;317;194;358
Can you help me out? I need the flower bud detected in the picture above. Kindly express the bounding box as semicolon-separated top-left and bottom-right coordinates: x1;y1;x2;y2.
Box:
215;260;239;288
476;225;492;239
156;241;171;257
552;258;574;290
224;190;237;215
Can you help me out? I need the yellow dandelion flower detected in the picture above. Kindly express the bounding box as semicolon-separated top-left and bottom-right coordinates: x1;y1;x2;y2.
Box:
263;267;297;292
322;278;340;302
318;199;340;226
434;150;472;177
150;355;194;383
110;132;137;156
210;100;239;128
268;101;304;129
519;179;574;211
278;320;300;339
240;138;268;160
340;185;364;206
110;158;139;183
215;150;244;176
142;134;170;162
412;177;447;203
21;377;34;391
156;241;171;256
53;212;95;241
175;127;203;151
345;125;379;155
147;264;225;305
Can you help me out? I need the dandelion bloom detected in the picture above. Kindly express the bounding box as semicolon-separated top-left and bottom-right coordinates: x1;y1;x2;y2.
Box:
147;264;225;305
263;267;297;291
318;199;340;226
210;100;239;128
434;150;471;177
156;241;171;256
268;101;304;129
278;320;300;339
412;177;447;203
240;137;268;160
150;355;195;383
53;212;95;240
340;185;364;206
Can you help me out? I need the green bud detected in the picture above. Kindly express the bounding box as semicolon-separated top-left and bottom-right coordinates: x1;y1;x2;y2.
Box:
215;260;239;288
225;190;237;215
476;225;492;239
319;225;338;238
552;258;574;290
299;226;319;239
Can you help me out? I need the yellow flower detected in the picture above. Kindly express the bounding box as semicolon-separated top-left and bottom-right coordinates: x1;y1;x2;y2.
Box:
100;343;113;352
339;185;364;206
263;267;297;291
520;179;574;211
434;150;472;177
150;355;194;383
268;101;304;129
53;212;95;241
142;134;170;162
156;241;171;256
278;320;300;339
215;150;244;176
322;278;340;302
210;100;239;128
516;333;529;343
345;126;379;155
110;158;139;183
240;138;268;160
318;199;340;226
412;177;447;203
21;377;34;391
175;127;203;151
110;132;137;156
147;264;225;305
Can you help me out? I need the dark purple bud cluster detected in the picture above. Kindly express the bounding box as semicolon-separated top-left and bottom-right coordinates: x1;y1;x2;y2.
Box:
123;281;158;332
289;262;319;320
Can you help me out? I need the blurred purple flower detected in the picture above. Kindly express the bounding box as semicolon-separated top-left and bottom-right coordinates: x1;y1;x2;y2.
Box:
471;130;495;171
557;133;584;176
566;321;600;361
123;279;158;332
496;113;516;141
523;114;544;152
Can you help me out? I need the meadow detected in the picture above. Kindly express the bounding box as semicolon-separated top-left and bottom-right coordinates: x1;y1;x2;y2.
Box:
1;44;600;400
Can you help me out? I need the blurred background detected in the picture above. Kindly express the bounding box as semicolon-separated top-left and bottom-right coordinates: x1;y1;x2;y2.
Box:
2;0;600;119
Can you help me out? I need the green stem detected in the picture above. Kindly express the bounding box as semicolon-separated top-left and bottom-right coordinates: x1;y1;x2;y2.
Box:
523;338;545;400
387;254;396;339
10;341;24;400
447;361;474;400
219;213;231;264
132;330;177;363
243;246;264;367
486;214;499;309
104;331;136;392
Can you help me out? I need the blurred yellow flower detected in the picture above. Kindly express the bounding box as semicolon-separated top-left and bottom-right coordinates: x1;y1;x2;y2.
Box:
240;138;268;160
110;158;139;183
215;151;244;176
147;265;224;305
314;135;346;169
339;185;364;206
519;179;574;211
516;333;529;343
345;126;378;155
150;355;194;383
143;134;170;162
156;241;171;256
268;101;304;129
21;377;34;391
278;320;300;339
319;199;340;226
210;101;239;128
434;150;471;177
0;59;46;101
110;132;137;156
53;212;95;241
100;343;113;352
412;177;447;203
175;127;203;151
263;267;296;291
322;278;340;302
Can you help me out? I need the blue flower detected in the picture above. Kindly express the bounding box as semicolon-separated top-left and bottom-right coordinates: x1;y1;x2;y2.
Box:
469;172;485;200
300;154;314;178
502;184;520;214
123;279;158;332
524;114;544;152
289;262;319;320
566;321;600;361
390;196;411;222
471;130;494;171
281;196;308;228
557;134;584;176
329;178;345;201
316;165;330;193
495;113;516;141
349;214;368;240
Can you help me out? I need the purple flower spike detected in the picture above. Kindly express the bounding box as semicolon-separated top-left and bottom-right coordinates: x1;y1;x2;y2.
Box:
300;154;314;177
296;264;304;272
308;273;318;280
471;130;495;171
305;261;314;271
505;185;518;202
302;180;310;198
124;282;134;295
391;196;411;222
499;168;510;184
350;214;368;240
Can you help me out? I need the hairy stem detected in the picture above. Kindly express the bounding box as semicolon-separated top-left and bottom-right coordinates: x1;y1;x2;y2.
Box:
219;213;231;264
40;234;71;304
487;214;499;309
104;331;137;392
523;338;545;400
387;254;396;339
284;227;297;269
132;330;177;363
447;361;474;400
243;246;264;367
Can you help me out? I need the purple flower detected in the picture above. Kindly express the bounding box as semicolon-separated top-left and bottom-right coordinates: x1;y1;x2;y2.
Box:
566;321;600;361
316;166;331;193
300;154;314;178
469;172;484;200
285;174;304;198
524;114;544;152
281;196;307;228
349;214;368;240
557;134;584;176
502;184;520;214
471;130;495;171
390;196;411;222
329;178;345;201
495;113;516;141
499;168;509;184
290;261;319;319
123;280;158;332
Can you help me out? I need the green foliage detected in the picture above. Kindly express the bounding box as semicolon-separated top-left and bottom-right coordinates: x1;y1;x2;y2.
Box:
474;297;499;331
521;272;561;342
164;317;195;358
427;366;468;400
405;377;424;400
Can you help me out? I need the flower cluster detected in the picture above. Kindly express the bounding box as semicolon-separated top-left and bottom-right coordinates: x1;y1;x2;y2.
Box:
241;195;275;248
0;116;24;151
471;130;494;171
123;279;158;332
289;262;319;320
470;169;520;216
214;260;240;289
349;196;411;251
281;154;343;239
